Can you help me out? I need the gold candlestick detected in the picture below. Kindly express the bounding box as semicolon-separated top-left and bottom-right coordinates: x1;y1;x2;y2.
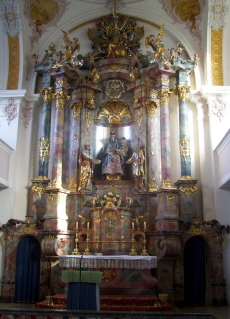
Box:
84;229;90;255
141;230;148;256
129;230;137;256
72;228;80;255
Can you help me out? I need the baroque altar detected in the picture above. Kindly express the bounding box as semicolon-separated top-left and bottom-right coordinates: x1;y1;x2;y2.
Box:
0;11;227;309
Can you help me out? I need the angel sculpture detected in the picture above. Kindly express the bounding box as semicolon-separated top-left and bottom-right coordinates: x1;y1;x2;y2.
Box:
145;24;166;58
86;51;99;69
61;30;80;61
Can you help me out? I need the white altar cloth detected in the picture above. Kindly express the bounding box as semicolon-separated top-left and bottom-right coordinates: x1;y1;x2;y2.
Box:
59;255;157;269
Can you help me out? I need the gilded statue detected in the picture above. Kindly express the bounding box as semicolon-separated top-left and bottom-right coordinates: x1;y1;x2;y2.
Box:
78;143;101;191
145;24;166;58
126;144;145;190
61;30;80;61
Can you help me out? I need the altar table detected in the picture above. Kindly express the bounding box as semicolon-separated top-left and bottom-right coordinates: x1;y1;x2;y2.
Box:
59;255;157;269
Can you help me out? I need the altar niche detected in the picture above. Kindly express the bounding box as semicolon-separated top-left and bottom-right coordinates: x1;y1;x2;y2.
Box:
93;128;143;184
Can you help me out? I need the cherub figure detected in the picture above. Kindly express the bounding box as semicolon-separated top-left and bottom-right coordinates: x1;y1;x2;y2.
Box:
128;50;141;70
30;54;39;64
45;42;56;57
61;30;80;61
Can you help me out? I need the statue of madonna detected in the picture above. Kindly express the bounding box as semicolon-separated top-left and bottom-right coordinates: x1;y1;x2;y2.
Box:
102;132;124;178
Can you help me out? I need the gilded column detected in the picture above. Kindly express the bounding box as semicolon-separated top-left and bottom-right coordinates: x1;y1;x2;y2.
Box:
157;88;172;181
175;85;191;178
50;78;70;189
145;90;160;191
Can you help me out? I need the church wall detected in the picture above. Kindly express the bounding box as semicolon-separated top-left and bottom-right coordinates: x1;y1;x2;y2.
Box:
0;24;8;91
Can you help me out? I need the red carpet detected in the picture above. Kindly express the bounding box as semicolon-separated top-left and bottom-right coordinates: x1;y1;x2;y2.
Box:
35;294;178;312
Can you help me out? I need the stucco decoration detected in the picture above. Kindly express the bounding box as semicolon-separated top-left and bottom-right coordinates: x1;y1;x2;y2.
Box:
198;97;209;126
24;0;70;48
211;94;227;122
208;0;228;30
0;0;21;37
159;0;205;47
21;102;33;129
2;98;18;126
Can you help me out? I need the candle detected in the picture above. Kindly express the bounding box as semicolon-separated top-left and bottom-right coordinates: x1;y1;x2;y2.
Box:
144;222;146;230
87;221;90;229
76;221;78;229
132;222;134;229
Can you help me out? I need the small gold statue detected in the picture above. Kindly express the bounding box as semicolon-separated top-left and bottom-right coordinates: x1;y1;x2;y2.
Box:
78;143;101;191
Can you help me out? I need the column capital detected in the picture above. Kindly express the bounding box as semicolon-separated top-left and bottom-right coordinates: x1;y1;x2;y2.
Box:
157;88;169;105
52;91;70;109
175;85;190;101
70;100;83;119
40;87;54;103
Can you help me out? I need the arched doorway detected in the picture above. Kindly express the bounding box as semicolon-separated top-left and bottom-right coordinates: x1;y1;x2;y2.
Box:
184;236;206;306
14;236;41;303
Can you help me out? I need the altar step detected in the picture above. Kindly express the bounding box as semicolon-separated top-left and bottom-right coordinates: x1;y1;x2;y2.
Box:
35;294;177;312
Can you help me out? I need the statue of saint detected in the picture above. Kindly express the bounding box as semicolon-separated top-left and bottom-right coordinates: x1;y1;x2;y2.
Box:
78;143;101;190
126;144;145;190
102;132;124;178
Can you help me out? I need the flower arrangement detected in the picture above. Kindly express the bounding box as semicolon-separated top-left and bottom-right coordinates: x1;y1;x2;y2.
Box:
101;191;122;207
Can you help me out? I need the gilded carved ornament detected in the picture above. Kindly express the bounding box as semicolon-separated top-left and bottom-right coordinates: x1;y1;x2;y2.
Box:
130;68;141;82
175;86;190;101
102;269;116;283
157;89;169;105
186;225;207;236
40;87;53;103
48;193;56;203
32;183;46;198
96;100;133;125
75;92;81;98
52;91;70;109
85;110;93;131
179;185;197;197
103;181;124;189
0;234;11;247
135;108;143;129
149;90;157;99
105;80;125;99
149;177;159;192
56;80;68;87
106;64;120;71
166;192;175;201
88;68;100;83
145;100;157;118
44;235;55;240
161;178;176;189
156;77;169;85
39;136;51;164
19;224;38;235
49;178;62;189
70;101;83;119
86;92;96;110
69;177;77;192
179;136;191;164
133;91;141;109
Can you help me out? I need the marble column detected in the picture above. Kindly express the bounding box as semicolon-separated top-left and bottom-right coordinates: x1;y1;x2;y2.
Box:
68;91;82;192
157;88;172;181
145;89;160;191
175;85;191;178
38;87;53;179
50;77;70;189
